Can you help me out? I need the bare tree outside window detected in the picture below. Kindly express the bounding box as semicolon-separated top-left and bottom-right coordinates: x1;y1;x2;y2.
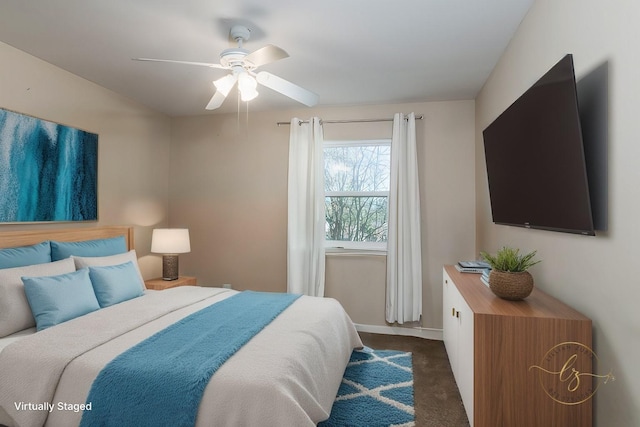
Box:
324;140;390;248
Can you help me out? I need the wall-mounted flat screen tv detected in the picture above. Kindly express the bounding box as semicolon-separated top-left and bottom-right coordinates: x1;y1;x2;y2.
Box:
482;54;595;236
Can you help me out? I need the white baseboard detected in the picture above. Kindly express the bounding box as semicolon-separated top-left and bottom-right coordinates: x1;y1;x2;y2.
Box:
354;323;443;341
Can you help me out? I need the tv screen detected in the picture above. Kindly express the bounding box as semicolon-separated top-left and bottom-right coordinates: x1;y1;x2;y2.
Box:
482;54;595;236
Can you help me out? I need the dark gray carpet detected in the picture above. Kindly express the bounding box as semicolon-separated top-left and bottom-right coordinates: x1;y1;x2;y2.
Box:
358;333;470;427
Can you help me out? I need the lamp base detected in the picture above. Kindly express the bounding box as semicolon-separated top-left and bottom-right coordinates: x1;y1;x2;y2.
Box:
162;254;179;281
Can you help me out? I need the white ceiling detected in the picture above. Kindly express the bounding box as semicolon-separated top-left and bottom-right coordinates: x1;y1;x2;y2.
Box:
0;0;533;117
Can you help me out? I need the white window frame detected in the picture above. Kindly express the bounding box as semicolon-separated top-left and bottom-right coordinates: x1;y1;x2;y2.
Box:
323;138;391;252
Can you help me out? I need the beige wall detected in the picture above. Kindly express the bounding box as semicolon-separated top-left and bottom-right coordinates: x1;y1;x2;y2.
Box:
0;41;172;279
170;100;476;330
475;1;640;425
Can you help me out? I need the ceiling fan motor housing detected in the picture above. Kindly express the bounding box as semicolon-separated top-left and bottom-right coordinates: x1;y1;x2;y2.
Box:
219;48;249;68
221;25;253;68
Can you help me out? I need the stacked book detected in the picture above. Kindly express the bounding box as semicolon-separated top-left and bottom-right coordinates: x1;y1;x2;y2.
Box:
455;261;492;288
480;269;490;287
455;260;491;273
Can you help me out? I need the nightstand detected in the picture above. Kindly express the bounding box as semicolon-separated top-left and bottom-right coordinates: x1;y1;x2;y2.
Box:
144;276;197;290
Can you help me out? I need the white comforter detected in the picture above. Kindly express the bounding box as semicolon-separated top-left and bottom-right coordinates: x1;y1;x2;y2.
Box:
0;287;362;427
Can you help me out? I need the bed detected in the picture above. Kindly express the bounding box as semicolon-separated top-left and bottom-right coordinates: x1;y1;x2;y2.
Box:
0;226;362;427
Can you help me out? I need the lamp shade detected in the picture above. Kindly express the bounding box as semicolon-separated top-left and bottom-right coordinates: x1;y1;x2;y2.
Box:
238;72;259;101
151;229;191;254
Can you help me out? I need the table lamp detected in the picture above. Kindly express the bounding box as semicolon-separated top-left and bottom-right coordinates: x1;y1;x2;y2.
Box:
151;228;191;281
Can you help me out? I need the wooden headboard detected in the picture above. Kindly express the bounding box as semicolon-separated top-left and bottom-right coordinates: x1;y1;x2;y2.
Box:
0;226;134;250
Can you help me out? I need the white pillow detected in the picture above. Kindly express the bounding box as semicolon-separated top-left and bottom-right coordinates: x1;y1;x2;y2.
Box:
0;258;76;337
72;250;145;291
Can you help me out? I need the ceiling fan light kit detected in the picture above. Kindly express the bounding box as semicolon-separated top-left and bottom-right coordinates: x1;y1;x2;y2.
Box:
213;74;237;96
237;72;258;102
134;24;318;111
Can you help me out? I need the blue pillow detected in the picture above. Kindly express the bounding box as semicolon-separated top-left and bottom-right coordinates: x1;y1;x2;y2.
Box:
88;261;144;308
0;241;51;269
22;268;100;331
50;236;127;261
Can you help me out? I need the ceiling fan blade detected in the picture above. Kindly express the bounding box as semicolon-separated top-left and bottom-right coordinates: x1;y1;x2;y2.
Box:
244;45;289;68
205;74;238;110
133;58;227;69
256;72;319;107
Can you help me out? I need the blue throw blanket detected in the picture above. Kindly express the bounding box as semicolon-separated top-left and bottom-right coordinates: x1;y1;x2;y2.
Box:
80;291;300;427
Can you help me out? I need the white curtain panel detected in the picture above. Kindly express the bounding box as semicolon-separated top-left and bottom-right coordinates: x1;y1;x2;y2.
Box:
386;112;423;324
287;117;326;297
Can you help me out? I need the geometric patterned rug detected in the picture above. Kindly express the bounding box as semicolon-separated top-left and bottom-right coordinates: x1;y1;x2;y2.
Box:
319;347;415;427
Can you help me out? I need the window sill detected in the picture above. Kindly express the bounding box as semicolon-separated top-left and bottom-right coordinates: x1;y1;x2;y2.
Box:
325;248;387;257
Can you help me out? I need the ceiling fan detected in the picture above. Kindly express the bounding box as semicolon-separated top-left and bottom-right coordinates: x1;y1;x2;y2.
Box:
133;25;319;110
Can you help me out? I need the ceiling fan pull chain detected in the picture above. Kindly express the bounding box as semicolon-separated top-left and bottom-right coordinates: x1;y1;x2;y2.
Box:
237;86;241;131
246;99;250;129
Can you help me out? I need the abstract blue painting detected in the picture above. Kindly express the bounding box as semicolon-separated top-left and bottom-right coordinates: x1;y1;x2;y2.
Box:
0;108;98;223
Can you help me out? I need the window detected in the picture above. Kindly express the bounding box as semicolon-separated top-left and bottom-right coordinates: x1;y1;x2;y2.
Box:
324;139;391;250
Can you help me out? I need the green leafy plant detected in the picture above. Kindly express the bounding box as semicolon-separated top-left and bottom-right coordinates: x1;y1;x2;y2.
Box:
480;246;541;272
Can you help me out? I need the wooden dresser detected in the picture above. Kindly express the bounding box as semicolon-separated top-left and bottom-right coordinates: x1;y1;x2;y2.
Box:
443;265;592;427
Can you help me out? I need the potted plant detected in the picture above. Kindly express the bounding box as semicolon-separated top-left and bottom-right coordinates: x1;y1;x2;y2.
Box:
480;246;541;300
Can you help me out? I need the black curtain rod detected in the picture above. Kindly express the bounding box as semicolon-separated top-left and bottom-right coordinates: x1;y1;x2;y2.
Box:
276;115;423;126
